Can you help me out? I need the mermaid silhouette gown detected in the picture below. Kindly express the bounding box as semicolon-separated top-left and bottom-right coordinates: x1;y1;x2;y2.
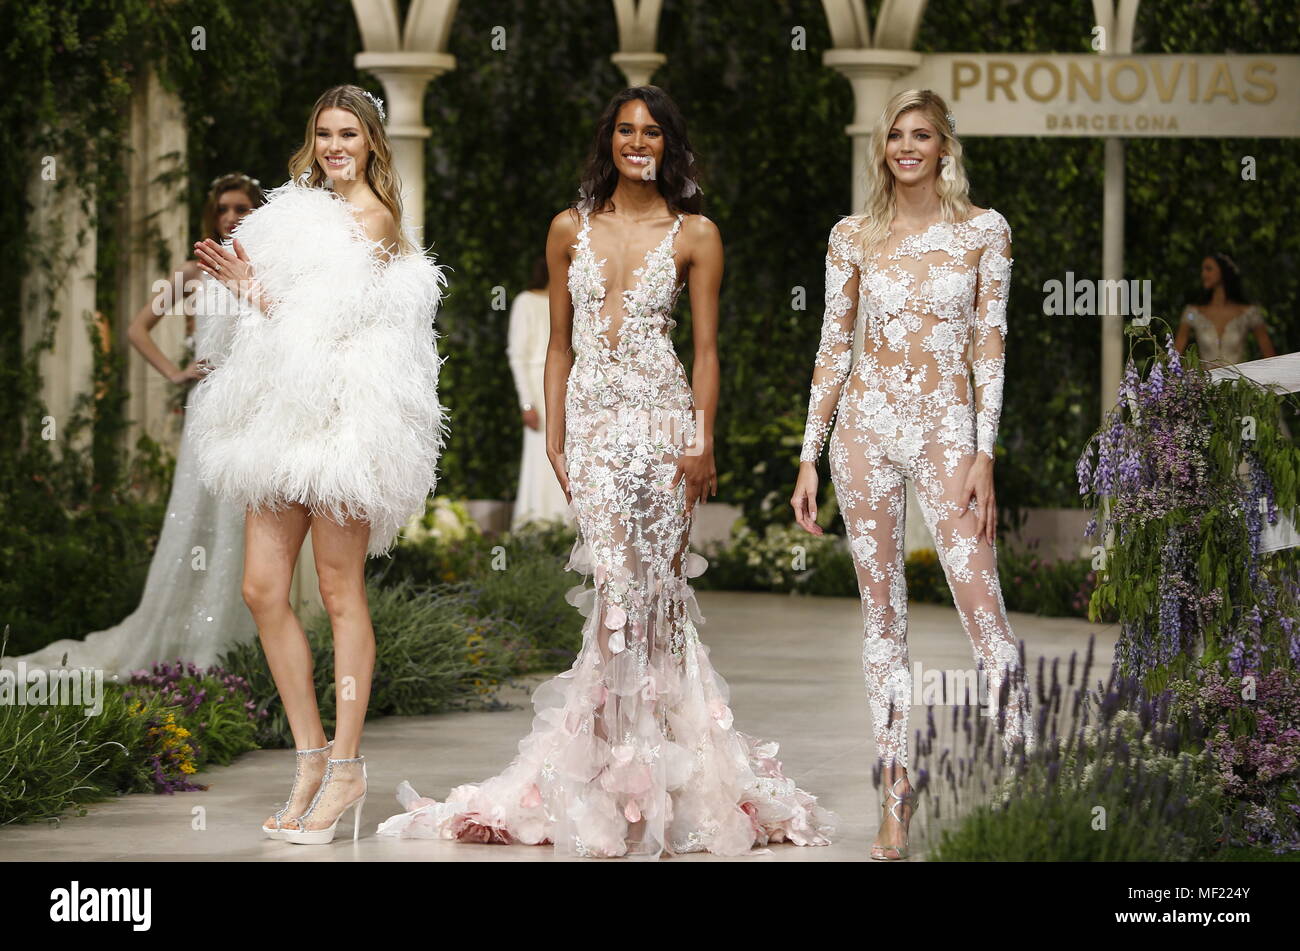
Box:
377;207;837;857
3;277;258;679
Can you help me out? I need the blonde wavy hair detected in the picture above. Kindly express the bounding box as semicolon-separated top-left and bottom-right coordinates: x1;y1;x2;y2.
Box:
287;84;415;255
857;89;972;254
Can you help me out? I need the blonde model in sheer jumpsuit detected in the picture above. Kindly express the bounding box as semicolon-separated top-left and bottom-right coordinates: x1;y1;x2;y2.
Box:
792;90;1034;860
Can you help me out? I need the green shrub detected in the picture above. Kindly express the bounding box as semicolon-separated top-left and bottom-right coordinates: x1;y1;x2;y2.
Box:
218;577;518;749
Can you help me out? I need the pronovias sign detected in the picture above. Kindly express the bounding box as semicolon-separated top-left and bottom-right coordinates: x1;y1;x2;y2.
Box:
894;54;1300;137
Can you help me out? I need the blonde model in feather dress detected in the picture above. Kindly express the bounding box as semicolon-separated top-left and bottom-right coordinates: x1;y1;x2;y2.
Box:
188;85;448;845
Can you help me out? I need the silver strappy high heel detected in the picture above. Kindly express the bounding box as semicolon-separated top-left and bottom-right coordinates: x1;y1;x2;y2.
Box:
282;755;367;845
870;775;920;860
262;740;332;840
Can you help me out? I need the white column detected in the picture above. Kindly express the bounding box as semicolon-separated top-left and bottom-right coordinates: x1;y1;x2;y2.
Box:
1095;0;1139;416
1101;138;1125;416
121;69;191;459
610;0;666;85
21;150;98;457
354;52;456;240
611;51;666;87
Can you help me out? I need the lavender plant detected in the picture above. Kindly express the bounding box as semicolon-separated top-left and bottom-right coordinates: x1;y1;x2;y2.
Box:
1077;327;1299;684
910;638;1225;861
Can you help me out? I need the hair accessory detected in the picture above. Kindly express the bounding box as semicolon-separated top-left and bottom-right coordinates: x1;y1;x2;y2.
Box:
946;111;957;134
361;89;387;122
1215;251;1240;274
210;172;261;189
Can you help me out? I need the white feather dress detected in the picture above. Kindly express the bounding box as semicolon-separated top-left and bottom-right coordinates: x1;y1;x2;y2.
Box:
185;179;450;558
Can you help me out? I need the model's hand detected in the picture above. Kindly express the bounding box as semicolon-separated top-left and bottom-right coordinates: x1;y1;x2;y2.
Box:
791;461;823;535
962;454;997;546
522;408;540;431
547;445;572;505
194;238;257;301
672;448;717;517
170;359;212;384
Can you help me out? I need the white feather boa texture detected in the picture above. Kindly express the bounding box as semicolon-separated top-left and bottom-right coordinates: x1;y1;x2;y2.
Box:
186;179;450;558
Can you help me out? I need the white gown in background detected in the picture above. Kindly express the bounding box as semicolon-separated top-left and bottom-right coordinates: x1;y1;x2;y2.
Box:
506;288;573;530
1181;304;1268;368
3;278;259;679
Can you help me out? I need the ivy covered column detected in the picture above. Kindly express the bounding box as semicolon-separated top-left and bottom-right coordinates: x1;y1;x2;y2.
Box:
20;146;98;456
121;69;190;460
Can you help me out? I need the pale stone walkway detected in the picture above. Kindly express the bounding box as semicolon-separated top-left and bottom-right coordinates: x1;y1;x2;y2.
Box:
0;591;1115;862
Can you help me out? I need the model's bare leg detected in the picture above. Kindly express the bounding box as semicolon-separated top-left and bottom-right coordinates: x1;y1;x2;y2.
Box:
282;509;372;833
243;501;328;832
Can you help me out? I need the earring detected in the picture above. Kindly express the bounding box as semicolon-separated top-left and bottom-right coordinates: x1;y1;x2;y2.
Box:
941;155;956;182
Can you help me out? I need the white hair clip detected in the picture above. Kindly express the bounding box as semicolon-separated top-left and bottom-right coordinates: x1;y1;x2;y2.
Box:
946;111;957;134
362;89;387;122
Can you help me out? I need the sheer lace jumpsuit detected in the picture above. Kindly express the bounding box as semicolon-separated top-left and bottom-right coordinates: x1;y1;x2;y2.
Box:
800;209;1034;769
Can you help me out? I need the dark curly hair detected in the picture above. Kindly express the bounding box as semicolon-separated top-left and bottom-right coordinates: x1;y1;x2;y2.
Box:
572;85;703;217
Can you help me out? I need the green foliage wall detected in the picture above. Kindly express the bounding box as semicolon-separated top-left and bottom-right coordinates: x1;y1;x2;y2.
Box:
3;0;1296;539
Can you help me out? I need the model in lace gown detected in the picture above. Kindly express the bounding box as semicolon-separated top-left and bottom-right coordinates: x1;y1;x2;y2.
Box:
378;85;837;859
792;90;1034;860
1174;252;1276;368
2;175;264;680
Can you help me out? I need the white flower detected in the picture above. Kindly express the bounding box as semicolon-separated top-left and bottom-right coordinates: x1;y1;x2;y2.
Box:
896;424;924;461
925;321;957;353
863;636;897;667
883;318;908;349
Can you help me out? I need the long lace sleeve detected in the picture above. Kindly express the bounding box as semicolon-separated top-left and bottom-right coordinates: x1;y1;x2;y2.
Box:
799;218;861;464
971;213;1012;460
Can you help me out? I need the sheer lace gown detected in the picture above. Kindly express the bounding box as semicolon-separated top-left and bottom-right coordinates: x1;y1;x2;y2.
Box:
800;210;1034;770
378;207;837;857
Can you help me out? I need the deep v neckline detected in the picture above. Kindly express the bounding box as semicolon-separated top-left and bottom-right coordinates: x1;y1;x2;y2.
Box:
1192;305;1251;341
580;210;685;346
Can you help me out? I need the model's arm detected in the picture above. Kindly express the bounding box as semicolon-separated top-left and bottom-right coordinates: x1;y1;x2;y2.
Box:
684;215;722;464
1174;306;1192;354
972;216;1012;461
127;258;204;383
1250;306;1277;358
799;219;861;465
543;210;579;500
676;215;722;514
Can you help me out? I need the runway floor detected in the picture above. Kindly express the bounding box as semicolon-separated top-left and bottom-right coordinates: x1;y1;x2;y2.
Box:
1;589;1116;862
